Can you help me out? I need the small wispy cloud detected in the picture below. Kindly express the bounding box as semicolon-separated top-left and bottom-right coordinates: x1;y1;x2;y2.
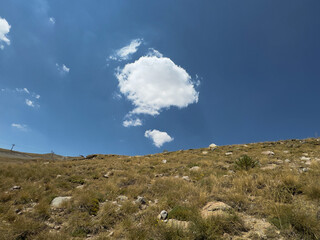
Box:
11;123;28;131
25;99;35;107
123;118;142;127
0;17;11;50
56;63;70;74
144;129;173;148
109;38;143;61
16;88;30;94
49;17;55;24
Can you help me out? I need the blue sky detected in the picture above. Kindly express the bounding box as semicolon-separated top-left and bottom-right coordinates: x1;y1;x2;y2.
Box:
0;0;319;156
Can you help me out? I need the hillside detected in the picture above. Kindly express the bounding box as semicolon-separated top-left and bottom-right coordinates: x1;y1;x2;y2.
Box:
0;138;320;239
0;148;71;163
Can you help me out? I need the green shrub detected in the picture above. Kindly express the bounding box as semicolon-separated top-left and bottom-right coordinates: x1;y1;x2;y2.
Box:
234;155;258;170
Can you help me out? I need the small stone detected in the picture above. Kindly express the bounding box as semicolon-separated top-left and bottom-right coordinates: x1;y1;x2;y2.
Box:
190;166;200;171
117;195;128;202
202;151;208;155
76;185;84;189
302;153;309;156
284;159;291;163
162;159;167;164
56;175;62;178
158;210;168;220
260;164;278;170
11;186;21;190
182;176;191;182
225;152;233;156
299;168;309;173
300;156;311;161
51;196;72;208
283;150;289;154
135;196;146;205
261;151;274;156
103;171;113;178
208;143;217;150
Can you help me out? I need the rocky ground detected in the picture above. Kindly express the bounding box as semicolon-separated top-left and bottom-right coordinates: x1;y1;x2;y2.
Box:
0;138;320;239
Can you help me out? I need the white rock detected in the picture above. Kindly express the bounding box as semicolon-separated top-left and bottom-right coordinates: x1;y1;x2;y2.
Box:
283;150;289;154
284;159;291;163
190;166;200;171
300;156;311;161
162;159;167;164
302;153;309;156
11;186;21;190
158;210;168;220
117;195;128;202
225;152;233;156
261;151;275;156
202;151;208;155
51;196;72;208
305;160;311;165
135;196;146;205
182;176;191;182
208;143;217;150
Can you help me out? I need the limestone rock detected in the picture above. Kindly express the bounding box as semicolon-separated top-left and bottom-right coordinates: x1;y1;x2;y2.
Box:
225;152;233;156
261;151;274;156
202;151;208;155
201;201;231;218
182;176;191;182
11;186;21;190
300;156;311;161
208;143;217;150
167;219;190;229
162;159;167;163
190;166;200;171
51;196;72;208
135;196;146;205
158;210;168;220
117;195;128;202
260;164;278;170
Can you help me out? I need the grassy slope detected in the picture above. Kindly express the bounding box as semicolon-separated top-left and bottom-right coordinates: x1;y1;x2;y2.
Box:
0;138;320;239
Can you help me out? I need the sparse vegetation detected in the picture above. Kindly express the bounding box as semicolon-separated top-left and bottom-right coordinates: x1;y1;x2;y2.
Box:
0;138;320;239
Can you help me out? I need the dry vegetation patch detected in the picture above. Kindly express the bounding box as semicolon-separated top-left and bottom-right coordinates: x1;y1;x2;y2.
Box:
0;138;320;239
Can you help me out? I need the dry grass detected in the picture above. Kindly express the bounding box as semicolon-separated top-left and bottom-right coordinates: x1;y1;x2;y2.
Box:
0;138;320;239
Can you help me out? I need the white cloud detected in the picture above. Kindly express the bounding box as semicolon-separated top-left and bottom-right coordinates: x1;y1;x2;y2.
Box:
49;17;55;24
144;129;173;148
56;63;70;73
116;53;199;117
35;94;40;99
11;123;28;131
0;17;11;49
109;39;142;61
16;88;30;94
25;99;35;107
147;48;163;58
123;118;142;127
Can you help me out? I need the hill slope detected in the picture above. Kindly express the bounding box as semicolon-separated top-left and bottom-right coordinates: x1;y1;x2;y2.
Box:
0;138;320;239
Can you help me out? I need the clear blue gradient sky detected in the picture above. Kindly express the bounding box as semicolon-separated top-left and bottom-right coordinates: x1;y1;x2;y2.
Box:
0;0;319;156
